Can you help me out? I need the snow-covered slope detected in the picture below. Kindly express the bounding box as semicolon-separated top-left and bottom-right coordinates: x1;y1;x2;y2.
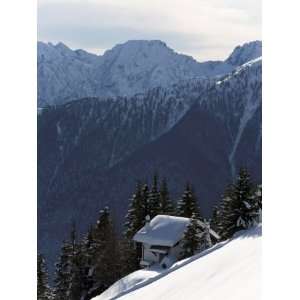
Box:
37;41;100;106
95;225;261;300
204;57;262;178
96;266;163;300
92;40;231;98
37;40;261;106
226;41;262;66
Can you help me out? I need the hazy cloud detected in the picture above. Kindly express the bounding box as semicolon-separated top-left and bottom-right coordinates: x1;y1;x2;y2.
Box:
38;0;261;61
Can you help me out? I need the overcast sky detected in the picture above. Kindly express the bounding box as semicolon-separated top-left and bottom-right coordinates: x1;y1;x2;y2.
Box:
38;0;261;61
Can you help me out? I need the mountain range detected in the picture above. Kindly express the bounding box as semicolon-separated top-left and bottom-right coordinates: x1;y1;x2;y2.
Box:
38;40;261;106
37;40;262;275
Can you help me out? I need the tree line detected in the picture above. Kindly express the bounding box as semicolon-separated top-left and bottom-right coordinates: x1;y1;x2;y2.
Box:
38;168;261;300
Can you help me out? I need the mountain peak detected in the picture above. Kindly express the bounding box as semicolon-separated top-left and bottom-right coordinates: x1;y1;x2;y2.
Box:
226;40;262;66
38;41;75;58
53;42;75;56
116;39;168;48
102;39;172;58
55;41;70;50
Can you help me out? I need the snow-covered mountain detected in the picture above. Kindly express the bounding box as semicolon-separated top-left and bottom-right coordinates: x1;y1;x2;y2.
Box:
38;42;100;106
37;40;261;106
225;40;262;66
38;56;261;278
202;57;262;178
91;40;230;98
94;225;261;300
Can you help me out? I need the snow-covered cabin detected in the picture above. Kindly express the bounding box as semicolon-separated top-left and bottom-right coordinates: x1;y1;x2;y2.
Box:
133;215;220;269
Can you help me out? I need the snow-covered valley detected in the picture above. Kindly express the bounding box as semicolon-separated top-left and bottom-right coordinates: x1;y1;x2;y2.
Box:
94;225;261;300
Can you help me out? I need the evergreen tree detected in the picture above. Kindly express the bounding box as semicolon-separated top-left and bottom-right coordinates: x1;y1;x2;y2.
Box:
181;213;202;258
80;226;96;298
210;205;220;234
199;220;213;251
255;184;262;209
254;184;262;220
54;224;85;300
216;167;257;240
92;207;121;294
246;184;262;226
124;181;145;240
123;181;150;272
176;183;201;219
159;177;174;215
72;244;87;300
37;254;52;300
148;173;161;219
69;230;87;300
141;183;150;219
119;238;139;276
53;240;73;300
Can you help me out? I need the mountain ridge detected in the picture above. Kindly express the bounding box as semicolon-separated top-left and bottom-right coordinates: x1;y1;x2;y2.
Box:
37;40;262;106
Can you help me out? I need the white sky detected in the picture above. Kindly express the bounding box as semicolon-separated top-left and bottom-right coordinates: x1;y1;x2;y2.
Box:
38;0;261;61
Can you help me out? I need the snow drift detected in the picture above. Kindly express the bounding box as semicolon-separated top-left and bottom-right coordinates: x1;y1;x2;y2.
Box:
94;225;261;300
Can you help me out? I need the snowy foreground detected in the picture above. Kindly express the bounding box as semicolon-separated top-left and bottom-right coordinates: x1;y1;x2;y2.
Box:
94;225;261;300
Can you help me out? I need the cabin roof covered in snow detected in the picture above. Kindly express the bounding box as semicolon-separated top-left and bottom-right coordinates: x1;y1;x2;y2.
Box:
133;215;191;247
133;215;220;247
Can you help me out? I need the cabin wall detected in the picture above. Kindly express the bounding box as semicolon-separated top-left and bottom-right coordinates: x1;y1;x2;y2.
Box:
142;242;184;265
169;241;184;259
143;243;160;264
